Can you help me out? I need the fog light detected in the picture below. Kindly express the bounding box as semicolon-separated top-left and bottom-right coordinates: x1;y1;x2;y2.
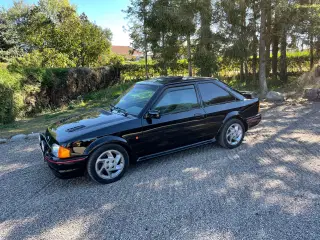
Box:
52;144;71;158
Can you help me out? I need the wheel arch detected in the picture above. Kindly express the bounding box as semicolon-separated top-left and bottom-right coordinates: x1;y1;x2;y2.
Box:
84;136;135;162
220;111;248;134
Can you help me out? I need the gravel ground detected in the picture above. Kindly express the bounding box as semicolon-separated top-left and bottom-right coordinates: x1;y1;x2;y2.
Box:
1;102;319;240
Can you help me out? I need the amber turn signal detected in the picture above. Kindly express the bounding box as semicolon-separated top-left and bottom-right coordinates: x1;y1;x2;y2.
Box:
52;144;71;158
58;146;71;158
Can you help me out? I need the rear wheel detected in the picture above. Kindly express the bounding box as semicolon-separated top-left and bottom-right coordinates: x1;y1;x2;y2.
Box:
87;144;129;184
218;119;245;149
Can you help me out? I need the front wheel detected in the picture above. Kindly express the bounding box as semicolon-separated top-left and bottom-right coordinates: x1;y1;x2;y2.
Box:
87;144;129;184
218;119;245;149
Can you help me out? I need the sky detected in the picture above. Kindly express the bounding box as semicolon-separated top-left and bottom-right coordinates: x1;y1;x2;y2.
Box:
0;0;131;46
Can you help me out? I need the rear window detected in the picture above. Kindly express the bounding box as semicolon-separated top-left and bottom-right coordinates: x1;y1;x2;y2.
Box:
198;83;236;106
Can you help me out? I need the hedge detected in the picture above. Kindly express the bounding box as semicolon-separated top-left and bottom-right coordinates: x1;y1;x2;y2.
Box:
0;52;318;124
0;67;120;124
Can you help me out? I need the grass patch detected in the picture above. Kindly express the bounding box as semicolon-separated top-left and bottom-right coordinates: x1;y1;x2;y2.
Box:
0;80;137;138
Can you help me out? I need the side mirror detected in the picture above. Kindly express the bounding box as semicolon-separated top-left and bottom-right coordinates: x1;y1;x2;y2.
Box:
146;109;160;119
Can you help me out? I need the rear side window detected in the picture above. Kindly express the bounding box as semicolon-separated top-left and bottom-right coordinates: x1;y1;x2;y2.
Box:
153;86;199;114
198;83;236;106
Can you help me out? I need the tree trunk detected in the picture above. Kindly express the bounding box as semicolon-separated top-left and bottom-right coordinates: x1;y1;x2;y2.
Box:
252;2;258;85
143;12;149;79
187;33;192;77
280;24;287;83
244;60;248;86
316;36;320;59
259;1;268;96
309;0;314;70
310;32;314;70
240;59;244;82
271;6;280;81
161;32;167;76
252;50;258;84
272;35;279;80
144;35;148;79
266;0;272;76
144;48;149;79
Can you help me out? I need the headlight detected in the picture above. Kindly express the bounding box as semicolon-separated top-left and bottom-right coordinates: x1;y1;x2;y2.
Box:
52;144;71;158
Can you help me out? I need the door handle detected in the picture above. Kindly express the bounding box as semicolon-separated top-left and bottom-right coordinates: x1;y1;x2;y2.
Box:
194;113;204;119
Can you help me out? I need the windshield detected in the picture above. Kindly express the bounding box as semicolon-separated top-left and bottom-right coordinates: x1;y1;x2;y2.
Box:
113;84;159;116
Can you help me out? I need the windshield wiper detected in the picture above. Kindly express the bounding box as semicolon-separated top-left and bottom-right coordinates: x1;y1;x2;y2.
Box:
110;104;128;117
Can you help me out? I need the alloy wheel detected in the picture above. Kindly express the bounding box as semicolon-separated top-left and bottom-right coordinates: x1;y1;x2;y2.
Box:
95;150;125;180
226;123;243;146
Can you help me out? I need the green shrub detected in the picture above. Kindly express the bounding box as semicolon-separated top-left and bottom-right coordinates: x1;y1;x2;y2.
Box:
0;83;15;124
10;48;76;69
0;68;24;124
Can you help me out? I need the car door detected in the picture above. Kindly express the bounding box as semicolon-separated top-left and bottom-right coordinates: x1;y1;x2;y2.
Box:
196;82;244;140
139;84;206;157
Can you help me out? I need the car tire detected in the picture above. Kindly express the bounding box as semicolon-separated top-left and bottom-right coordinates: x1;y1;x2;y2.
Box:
218;118;245;149
87;144;129;184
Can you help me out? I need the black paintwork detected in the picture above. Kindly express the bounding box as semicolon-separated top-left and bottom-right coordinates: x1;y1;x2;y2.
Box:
40;77;261;175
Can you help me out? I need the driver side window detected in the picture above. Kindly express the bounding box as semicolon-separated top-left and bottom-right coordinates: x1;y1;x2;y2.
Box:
153;86;199;115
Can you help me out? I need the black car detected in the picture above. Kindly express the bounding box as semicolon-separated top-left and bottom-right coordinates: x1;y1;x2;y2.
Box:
39;77;261;184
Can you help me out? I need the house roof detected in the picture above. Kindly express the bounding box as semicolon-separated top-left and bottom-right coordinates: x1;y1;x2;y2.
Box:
111;46;143;59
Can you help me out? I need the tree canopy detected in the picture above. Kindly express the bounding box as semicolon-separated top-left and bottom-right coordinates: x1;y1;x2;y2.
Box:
125;0;320;95
0;0;112;67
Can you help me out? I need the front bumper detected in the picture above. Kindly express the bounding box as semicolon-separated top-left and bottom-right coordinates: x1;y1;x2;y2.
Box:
39;134;87;175
44;154;87;173
246;114;262;128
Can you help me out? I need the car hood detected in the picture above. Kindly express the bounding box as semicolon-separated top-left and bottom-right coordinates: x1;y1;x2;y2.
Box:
47;109;135;144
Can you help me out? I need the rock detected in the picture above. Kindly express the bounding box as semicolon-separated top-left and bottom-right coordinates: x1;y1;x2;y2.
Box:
315;66;320;77
266;91;285;102
0;138;7;144
10;134;27;142
27;133;40;139
303;88;320;101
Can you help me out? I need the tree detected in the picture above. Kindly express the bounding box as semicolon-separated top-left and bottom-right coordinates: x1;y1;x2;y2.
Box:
194;0;217;77
2;0;112;67
0;1;29;62
250;0;260;83
124;0;151;78
77;14;112;67
147;0;180;75
271;4;281;81
10;48;75;68
259;0;268;96
177;0;196;76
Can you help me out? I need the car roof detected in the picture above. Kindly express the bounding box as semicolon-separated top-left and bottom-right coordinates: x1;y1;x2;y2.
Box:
137;76;218;86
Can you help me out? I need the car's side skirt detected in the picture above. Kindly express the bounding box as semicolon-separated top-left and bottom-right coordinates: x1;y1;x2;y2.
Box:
137;138;216;162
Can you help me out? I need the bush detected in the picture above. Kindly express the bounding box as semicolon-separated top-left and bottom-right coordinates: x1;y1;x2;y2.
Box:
0;83;15;124
0;68;24;124
119;60;190;80
0;66;121;124
10;48;76;69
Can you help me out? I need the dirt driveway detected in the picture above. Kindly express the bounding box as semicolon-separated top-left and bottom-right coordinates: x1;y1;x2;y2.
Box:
1;102;319;240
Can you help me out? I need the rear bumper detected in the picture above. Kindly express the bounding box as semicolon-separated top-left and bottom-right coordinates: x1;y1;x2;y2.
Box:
246;114;262;128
